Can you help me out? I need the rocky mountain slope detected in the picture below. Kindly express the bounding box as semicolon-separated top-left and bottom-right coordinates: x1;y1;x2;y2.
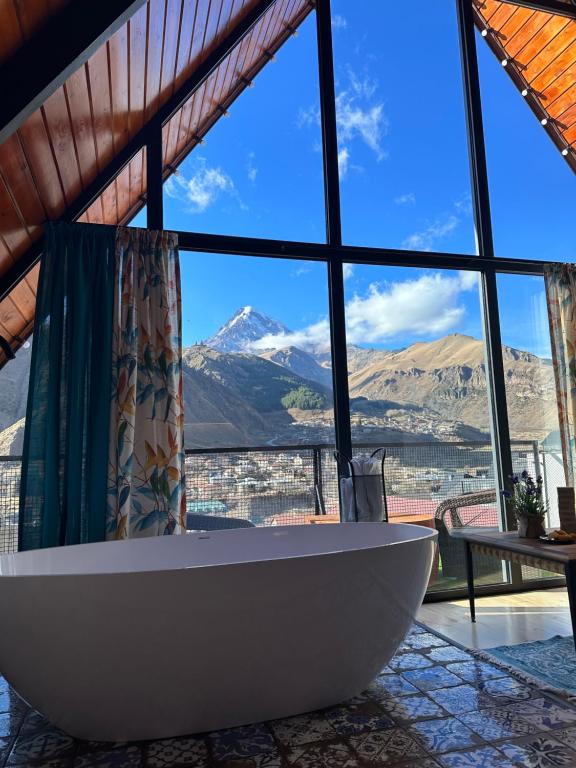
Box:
0;311;559;452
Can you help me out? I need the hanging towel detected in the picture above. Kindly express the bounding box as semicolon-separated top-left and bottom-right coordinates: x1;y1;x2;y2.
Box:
340;454;384;522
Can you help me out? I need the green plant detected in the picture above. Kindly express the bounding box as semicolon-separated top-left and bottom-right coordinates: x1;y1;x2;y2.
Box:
502;470;546;521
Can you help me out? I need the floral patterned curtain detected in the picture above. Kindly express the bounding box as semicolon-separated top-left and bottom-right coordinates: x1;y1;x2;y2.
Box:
544;263;576;488
107;228;186;539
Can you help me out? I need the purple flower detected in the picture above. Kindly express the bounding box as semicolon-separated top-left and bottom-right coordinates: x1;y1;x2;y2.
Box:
521;470;529;479
511;475;519;484
501;490;512;498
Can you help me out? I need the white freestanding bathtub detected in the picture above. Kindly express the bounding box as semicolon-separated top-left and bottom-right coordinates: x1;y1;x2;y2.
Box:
0;522;436;741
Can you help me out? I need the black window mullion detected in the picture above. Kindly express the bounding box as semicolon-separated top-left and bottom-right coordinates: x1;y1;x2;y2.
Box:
456;0;516;536
146;122;164;231
315;0;352;461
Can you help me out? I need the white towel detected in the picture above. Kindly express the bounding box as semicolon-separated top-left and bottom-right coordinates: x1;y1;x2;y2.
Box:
339;455;384;522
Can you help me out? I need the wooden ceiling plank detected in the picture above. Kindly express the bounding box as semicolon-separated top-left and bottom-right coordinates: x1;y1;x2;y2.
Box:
15;112;66;219
476;1;507;25
115;162;131;218
128;148;145;208
541;61;576;105
188;0;211;71
41;87;83;206
546;82;576;116
485;3;522;32
160;0;185;100
512;14;571;65
173;0;199;90
523;20;576;80
0;135;46;240
0;175;31;259
495;7;536;44
63;68;99;190
108;23;131;154
127;6;148;135
530;40;576;91
144;0;168;121
555;100;576;125
86;43;116;173
0;2;24;64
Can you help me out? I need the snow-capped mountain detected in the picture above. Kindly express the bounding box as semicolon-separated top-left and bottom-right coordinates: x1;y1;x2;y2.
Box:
206;306;291;352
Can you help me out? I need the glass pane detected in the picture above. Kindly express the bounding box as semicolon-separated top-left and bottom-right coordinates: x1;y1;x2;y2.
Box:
342;264;506;593
163;12;325;242
477;6;576;260
181;252;335;528
0;340;32;553
127;206;147;227
330;1;476;253
497;273;564;581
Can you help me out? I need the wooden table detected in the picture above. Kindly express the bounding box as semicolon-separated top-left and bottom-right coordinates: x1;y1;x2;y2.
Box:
453;529;576;649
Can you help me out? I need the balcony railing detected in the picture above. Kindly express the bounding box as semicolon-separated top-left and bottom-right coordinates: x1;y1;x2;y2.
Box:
0;440;564;559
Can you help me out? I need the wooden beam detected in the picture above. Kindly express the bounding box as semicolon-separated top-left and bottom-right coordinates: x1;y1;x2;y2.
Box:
500;0;576;18
0;0;147;146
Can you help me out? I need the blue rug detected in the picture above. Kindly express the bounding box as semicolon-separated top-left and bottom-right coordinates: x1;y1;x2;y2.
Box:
486;635;576;696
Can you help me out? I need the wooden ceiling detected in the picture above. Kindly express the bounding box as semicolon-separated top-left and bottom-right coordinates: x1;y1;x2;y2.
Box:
0;0;574;368
0;0;313;364
474;0;576;167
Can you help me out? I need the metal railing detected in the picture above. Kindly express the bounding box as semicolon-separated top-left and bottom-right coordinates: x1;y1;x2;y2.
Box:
1;440;565;556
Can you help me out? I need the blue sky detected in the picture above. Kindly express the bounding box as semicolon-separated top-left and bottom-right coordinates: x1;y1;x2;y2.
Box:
139;3;574;357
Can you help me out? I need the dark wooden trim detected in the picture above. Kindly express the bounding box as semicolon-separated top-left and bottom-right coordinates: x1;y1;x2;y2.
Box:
0;0;147;145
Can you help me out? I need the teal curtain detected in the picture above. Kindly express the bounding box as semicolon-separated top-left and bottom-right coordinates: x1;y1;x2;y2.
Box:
19;222;116;550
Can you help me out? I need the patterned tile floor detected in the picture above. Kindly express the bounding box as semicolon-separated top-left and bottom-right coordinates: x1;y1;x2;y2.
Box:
3;625;576;767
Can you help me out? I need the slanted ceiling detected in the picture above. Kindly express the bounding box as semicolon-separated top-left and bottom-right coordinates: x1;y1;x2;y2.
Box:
0;0;575;368
0;0;313;365
474;0;576;165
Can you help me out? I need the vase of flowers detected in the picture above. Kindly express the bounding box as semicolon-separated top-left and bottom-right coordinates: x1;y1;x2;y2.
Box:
503;470;547;538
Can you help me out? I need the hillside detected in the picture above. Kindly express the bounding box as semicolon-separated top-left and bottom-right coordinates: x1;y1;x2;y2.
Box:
0;312;559;452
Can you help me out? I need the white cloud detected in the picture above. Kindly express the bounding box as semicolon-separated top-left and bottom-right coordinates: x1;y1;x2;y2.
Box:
332;14;347;30
247;152;257;183
345;272;477;344
343;263;354;281
251;319;331;352
165;159;234;213
394;193;416;205
338;147;350;178
248;271;478;352
402;215;460;252
336;85;387;161
297;71;387;172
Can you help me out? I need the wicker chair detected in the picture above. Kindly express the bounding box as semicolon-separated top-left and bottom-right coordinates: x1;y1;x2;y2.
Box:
434;489;500;579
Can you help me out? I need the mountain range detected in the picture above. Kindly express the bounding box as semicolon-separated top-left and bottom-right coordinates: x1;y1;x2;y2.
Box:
0;307;558;453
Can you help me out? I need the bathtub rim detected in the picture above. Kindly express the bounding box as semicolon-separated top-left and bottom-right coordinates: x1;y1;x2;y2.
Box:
0;522;438;579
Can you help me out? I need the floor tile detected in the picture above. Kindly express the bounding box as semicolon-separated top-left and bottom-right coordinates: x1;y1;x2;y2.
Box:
209;724;276;761
214;750;284;767
379;693;446;723
349;726;427;763
0;711;24;738
427;685;494;715
458;708;539;740
285;740;360;767
402;632;450;650
387;653;434;672
553;725;576;750
73;745;142;767
6;728;76;765
409;717;481;754
506;698;576;730
426;648;474;664
146;735;208;767
271;713;336;747
403;667;464;692
365;674;419;699
479;677;534;701
438;745;518;767
325;700;394;736
498;735;576;767
446;661;508;684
